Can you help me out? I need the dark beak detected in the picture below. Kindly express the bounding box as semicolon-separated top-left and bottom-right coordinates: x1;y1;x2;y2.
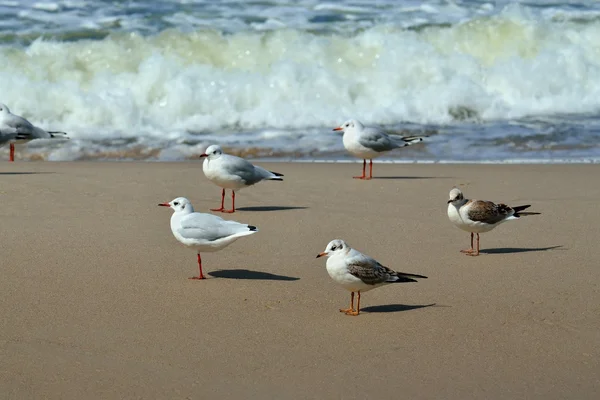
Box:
199;154;208;158
447;200;452;204
158;203;170;207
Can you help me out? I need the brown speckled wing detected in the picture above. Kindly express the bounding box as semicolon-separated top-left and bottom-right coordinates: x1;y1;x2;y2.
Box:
467;200;513;224
347;259;390;285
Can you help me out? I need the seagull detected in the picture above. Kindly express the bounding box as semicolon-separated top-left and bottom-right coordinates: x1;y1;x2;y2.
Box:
333;119;423;179
0;103;69;161
200;145;284;213
316;239;427;316
158;197;258;279
447;188;541;256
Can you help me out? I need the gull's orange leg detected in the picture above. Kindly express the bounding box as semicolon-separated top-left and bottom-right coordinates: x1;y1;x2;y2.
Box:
339;292;355;313
189;253;206;280
222;190;236;213
466;233;480;256
353;160;367;179
210;188;226;212
345;292;360;316
9;143;15;162
461;232;475;254
366;159;373;180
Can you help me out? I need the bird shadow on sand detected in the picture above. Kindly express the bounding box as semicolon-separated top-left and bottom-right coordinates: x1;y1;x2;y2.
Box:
371;176;447;180
0;172;56;175
362;303;438;313
480;245;563;254
236;206;308;212
208;269;300;281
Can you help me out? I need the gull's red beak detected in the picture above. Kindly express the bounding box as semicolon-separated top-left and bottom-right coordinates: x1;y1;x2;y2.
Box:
332;127;343;131
158;203;170;207
316;252;327;258
199;153;208;158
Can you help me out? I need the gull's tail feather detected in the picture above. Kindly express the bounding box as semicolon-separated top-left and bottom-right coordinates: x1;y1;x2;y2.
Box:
398;136;424;147
231;225;259;238
48;131;69;139
393;272;428;283
516;211;541;217
512;205;541;217
268;171;284;181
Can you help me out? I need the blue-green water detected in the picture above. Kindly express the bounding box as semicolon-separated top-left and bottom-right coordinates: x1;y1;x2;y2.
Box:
2;1;600;161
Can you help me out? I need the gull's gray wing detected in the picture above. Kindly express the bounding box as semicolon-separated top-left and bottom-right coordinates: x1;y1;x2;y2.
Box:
220;154;265;185
357;127;400;152
178;212;253;241
466;200;514;224
2;113;35;132
0;113;51;140
0;130;31;144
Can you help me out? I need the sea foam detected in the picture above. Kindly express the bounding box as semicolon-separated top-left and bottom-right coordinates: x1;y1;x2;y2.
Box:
1;5;600;160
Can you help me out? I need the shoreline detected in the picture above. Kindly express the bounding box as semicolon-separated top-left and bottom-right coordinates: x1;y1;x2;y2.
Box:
4;155;600;164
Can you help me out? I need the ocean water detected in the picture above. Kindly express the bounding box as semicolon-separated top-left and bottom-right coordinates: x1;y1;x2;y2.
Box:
1;0;600;162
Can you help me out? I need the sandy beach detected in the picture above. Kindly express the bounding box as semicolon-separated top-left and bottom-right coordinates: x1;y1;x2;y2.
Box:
1;161;599;399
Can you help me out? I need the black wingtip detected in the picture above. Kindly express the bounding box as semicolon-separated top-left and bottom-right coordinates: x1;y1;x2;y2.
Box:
270;171;284;177
396;277;419;283
512;205;541;217
248;225;258;231
515;211;541;217
396;273;428;282
270;178;284;181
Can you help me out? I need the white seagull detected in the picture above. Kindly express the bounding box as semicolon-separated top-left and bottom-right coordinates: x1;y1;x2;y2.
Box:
333;119;423;179
0;103;69;161
447;188;541;256
159;197;258;279
316;239;427;316
200;145;284;213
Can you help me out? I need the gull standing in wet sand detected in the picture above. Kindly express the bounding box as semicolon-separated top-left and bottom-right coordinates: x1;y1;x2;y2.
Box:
447;188;541;256
0;103;69;161
201;145;284;213
333;119;423;179
159;197;258;279
316;239;427;316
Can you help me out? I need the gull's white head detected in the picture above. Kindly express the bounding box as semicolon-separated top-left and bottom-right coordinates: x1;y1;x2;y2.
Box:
448;188;465;204
200;145;223;160
316;239;350;258
332;119;364;133
158;197;194;213
0;103;10;114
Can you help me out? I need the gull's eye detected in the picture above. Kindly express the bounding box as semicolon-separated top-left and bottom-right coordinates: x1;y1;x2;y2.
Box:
331;245;337;251
173;202;179;206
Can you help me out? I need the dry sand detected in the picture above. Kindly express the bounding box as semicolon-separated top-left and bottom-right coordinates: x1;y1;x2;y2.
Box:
1;161;599;399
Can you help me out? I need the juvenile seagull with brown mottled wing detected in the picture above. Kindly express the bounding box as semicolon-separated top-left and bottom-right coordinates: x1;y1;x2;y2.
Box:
316;239;427;316
447;188;541;256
